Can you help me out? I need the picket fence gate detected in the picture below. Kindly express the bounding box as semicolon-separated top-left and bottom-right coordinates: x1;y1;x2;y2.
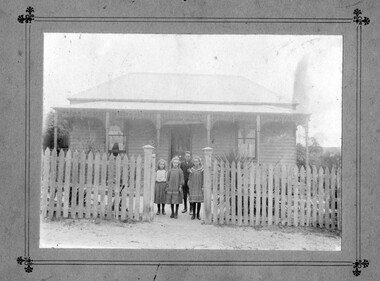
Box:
202;149;342;230
40;145;156;221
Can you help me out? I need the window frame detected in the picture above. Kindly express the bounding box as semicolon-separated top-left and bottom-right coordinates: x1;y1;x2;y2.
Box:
108;125;128;155
237;123;257;159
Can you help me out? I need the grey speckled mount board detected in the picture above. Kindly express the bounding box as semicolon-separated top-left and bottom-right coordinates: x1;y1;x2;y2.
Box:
1;1;379;280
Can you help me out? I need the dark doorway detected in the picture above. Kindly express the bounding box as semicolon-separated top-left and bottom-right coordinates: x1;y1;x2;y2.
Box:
170;125;191;161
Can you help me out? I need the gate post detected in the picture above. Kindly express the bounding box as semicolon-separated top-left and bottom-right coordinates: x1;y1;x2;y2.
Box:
202;147;213;224
142;145;154;222
150;153;156;221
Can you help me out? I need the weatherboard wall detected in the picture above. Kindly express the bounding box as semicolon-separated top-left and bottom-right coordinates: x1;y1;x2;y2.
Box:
65;117;297;166
259;122;296;165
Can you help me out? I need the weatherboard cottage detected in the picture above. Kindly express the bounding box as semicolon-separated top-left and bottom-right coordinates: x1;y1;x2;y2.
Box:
53;72;310;165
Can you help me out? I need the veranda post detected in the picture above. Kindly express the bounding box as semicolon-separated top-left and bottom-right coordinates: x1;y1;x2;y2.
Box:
202;147;213;224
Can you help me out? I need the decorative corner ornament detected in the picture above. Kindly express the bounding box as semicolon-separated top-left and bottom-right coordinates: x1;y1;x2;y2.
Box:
17;256;33;273
18;7;35;23
352;259;369;276
353;9;370;25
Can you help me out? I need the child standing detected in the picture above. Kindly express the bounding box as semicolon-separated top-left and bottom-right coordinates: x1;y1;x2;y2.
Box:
154;159;167;215
166;156;184;219
188;156;204;220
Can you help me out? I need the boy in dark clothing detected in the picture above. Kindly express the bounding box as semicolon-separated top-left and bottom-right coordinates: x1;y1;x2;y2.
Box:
180;151;194;214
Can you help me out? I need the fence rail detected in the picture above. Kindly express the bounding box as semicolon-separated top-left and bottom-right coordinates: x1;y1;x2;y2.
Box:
41;146;156;221
206;159;342;230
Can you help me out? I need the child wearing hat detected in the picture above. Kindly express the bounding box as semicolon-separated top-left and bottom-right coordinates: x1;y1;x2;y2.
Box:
188;156;204;220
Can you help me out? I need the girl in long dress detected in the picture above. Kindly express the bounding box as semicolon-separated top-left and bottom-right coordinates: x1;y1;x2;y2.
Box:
188;156;204;220
154;159;167;215
166;156;184;219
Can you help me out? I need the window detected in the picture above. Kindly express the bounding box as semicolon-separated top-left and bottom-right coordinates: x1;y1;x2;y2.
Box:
237;124;256;158
108;125;127;155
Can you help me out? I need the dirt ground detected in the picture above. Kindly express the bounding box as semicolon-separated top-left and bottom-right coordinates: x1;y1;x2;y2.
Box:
40;208;341;251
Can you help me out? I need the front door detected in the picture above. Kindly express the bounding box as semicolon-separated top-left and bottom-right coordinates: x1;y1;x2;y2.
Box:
170;126;191;161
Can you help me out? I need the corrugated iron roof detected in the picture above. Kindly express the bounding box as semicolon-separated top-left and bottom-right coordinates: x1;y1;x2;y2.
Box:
68;72;294;105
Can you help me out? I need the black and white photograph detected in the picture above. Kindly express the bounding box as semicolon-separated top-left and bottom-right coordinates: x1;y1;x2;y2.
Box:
40;33;342;251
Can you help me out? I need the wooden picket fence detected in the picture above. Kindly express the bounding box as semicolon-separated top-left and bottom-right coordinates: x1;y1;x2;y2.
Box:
207;160;342;230
41;145;341;231
40;146;156;221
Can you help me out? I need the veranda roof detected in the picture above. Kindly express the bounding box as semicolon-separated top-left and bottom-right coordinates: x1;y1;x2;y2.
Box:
55;101;308;115
67;72;294;106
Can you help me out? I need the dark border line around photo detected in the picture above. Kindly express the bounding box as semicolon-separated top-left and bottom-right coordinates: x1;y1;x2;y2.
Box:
16;7;369;276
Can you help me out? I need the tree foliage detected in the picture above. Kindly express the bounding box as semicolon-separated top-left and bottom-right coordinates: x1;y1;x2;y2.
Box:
297;137;341;169
320;150;341;170
42;111;70;150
